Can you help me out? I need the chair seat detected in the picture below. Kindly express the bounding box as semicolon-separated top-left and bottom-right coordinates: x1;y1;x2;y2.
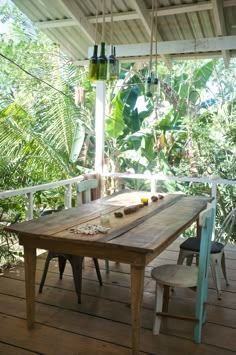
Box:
180;237;224;254
151;264;198;288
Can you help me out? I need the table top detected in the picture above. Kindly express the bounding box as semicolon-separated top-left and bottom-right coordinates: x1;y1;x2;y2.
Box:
6;191;212;257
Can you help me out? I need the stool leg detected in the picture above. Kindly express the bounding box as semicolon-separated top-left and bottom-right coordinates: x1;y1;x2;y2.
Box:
93;258;103;286
153;282;164;335
211;256;222;300
163;285;170;312
221;252;229;286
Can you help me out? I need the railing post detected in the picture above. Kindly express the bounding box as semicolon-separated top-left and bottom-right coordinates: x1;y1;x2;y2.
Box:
64;184;72;209
151;177;156;193
25;192;33;220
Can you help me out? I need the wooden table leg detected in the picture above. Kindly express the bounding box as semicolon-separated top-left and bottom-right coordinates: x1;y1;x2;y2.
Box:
24;245;36;329
131;265;145;355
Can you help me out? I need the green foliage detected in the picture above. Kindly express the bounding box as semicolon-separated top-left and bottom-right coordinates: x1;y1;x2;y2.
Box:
0;0;96;265
0;1;95;188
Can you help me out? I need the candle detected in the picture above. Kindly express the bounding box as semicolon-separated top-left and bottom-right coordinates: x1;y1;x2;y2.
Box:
141;197;149;206
100;214;110;224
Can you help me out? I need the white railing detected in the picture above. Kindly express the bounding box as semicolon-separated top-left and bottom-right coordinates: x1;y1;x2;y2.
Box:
102;172;236;234
0;172;235;222
103;172;236;206
0;176;84;220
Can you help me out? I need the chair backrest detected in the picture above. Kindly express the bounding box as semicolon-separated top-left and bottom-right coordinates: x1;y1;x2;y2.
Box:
198;206;214;278
77;179;98;205
215;208;236;246
194;206;214;342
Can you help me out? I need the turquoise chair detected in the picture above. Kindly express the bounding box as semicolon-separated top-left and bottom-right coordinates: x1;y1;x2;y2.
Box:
177;208;236;299
151;205;214;343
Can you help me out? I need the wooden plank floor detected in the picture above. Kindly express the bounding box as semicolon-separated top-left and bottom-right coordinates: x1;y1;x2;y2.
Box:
1;237;236;355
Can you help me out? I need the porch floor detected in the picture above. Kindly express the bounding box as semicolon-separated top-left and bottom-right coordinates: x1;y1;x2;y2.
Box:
1;237;236;355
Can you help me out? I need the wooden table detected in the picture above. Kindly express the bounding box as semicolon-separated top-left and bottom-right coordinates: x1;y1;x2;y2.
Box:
6;191;212;354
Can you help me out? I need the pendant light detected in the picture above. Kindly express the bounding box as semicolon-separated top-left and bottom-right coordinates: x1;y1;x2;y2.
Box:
153;0;160;98
107;0;118;81
97;0;107;80
89;6;99;81
145;0;155;97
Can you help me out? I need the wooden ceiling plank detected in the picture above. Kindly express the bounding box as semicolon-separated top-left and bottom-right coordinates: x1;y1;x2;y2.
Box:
35;3;211;30
34;1;236;30
212;0;230;67
60;0;96;44
131;0;156;38
130;0;172;70
212;0;227;35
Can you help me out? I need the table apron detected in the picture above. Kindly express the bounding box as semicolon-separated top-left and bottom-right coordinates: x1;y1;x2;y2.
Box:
19;236;152;266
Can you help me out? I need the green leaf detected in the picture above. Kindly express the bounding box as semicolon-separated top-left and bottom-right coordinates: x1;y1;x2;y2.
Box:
69;122;85;163
106;94;125;138
193;61;213;89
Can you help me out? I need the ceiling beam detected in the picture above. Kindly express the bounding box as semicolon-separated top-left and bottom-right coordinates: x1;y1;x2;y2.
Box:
75;50;236;66
88;36;236;58
130;0;172;70
60;0;95;44
212;0;230;67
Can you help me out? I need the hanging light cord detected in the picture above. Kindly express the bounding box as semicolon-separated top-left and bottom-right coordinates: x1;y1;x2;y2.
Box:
0;52;72;99
149;0;155;74
102;0;106;42
95;6;98;44
155;0;158;77
110;0;113;45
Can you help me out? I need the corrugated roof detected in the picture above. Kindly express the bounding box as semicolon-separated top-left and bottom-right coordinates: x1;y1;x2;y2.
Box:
12;0;236;68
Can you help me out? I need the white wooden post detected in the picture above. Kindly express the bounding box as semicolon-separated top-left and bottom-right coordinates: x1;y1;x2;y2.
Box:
95;80;106;174
151;177;156;193
64;183;72;209
25;192;33;220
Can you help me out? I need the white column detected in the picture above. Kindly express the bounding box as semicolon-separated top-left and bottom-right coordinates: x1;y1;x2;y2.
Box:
95;80;106;174
64;183;72;209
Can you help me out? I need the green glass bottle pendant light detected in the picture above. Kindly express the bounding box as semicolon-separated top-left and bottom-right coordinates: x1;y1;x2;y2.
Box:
108;44;117;81
153;0;160;99
89;44;98;81
98;41;107;80
113;46;119;78
145;0;155;97
107;0;118;81
145;73;153;98
98;0;107;80
89;6;99;81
